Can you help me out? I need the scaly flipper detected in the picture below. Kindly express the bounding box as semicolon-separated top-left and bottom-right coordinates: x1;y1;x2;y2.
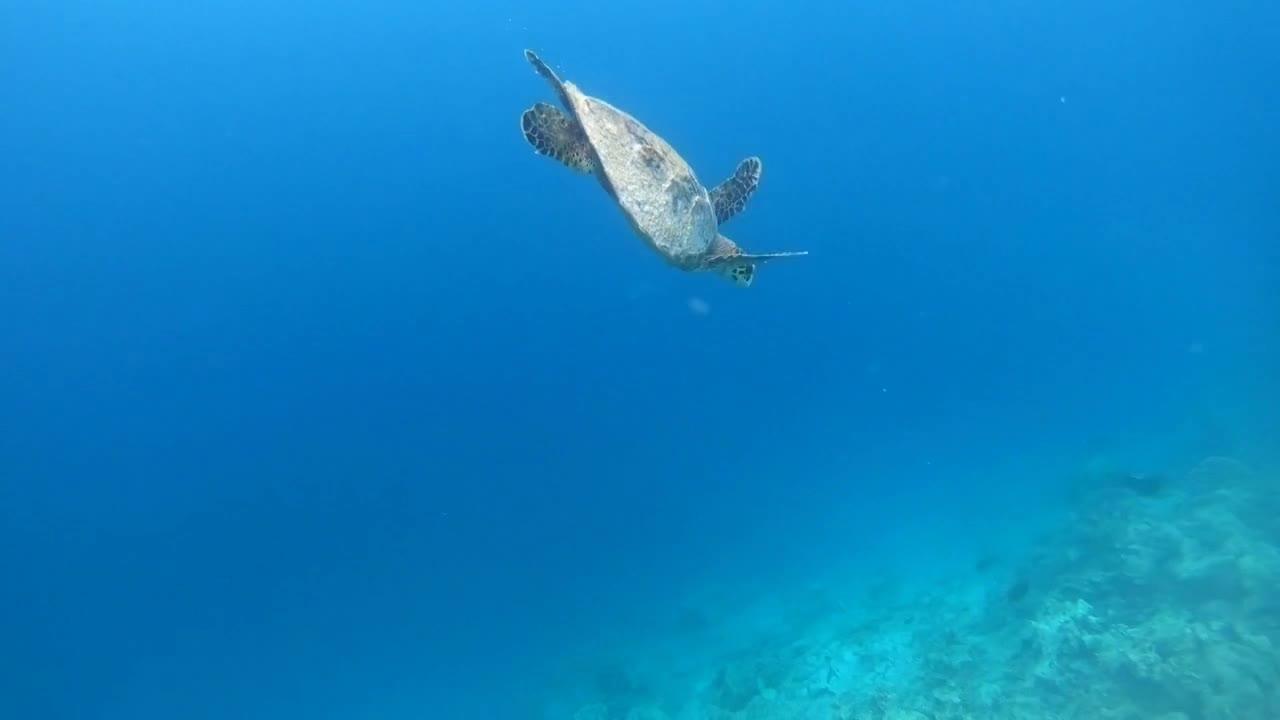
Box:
521;102;597;173
524;50;576;118
708;157;763;225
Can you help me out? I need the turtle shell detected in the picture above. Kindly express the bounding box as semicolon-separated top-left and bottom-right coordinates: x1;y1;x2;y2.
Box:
561;82;718;270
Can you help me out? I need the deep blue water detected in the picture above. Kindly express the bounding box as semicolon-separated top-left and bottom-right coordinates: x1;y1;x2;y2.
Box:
2;1;1277;719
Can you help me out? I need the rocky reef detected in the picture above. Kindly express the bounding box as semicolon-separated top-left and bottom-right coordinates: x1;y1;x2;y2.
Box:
554;456;1279;720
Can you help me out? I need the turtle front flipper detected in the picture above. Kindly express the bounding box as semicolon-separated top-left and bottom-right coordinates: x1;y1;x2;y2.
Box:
708;157;763;225
521;102;596;174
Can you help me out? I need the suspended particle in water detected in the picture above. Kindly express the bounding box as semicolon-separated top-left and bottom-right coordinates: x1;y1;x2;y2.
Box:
687;297;711;315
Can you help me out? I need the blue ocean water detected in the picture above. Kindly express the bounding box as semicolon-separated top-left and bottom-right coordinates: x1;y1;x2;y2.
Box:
2;1;1277;718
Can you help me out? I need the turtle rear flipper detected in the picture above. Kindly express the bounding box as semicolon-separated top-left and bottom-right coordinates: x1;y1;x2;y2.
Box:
521;102;596;174
525;49;577;117
708;156;762;225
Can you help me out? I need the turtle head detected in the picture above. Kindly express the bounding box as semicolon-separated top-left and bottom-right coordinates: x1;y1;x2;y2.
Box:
707;235;755;288
719;261;756;288
704;234;807;287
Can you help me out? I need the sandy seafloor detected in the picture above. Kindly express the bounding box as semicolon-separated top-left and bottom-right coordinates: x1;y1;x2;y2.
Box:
533;453;1279;720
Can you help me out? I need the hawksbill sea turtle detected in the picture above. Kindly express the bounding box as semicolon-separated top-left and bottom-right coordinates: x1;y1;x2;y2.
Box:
519;49;807;287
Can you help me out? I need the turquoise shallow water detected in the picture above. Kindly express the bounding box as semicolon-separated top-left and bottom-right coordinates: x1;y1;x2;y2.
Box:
535;451;1279;720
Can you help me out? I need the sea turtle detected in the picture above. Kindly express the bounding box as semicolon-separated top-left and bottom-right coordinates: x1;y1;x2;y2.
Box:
519;49;807;287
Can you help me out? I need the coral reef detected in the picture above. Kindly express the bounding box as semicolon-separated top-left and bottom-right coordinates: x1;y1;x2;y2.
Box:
552;456;1279;720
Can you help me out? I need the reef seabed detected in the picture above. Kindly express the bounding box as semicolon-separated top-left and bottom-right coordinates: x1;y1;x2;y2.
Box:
559;456;1279;720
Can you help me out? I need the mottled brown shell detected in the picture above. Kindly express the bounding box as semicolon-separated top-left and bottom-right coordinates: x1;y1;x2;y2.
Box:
561;82;719;270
